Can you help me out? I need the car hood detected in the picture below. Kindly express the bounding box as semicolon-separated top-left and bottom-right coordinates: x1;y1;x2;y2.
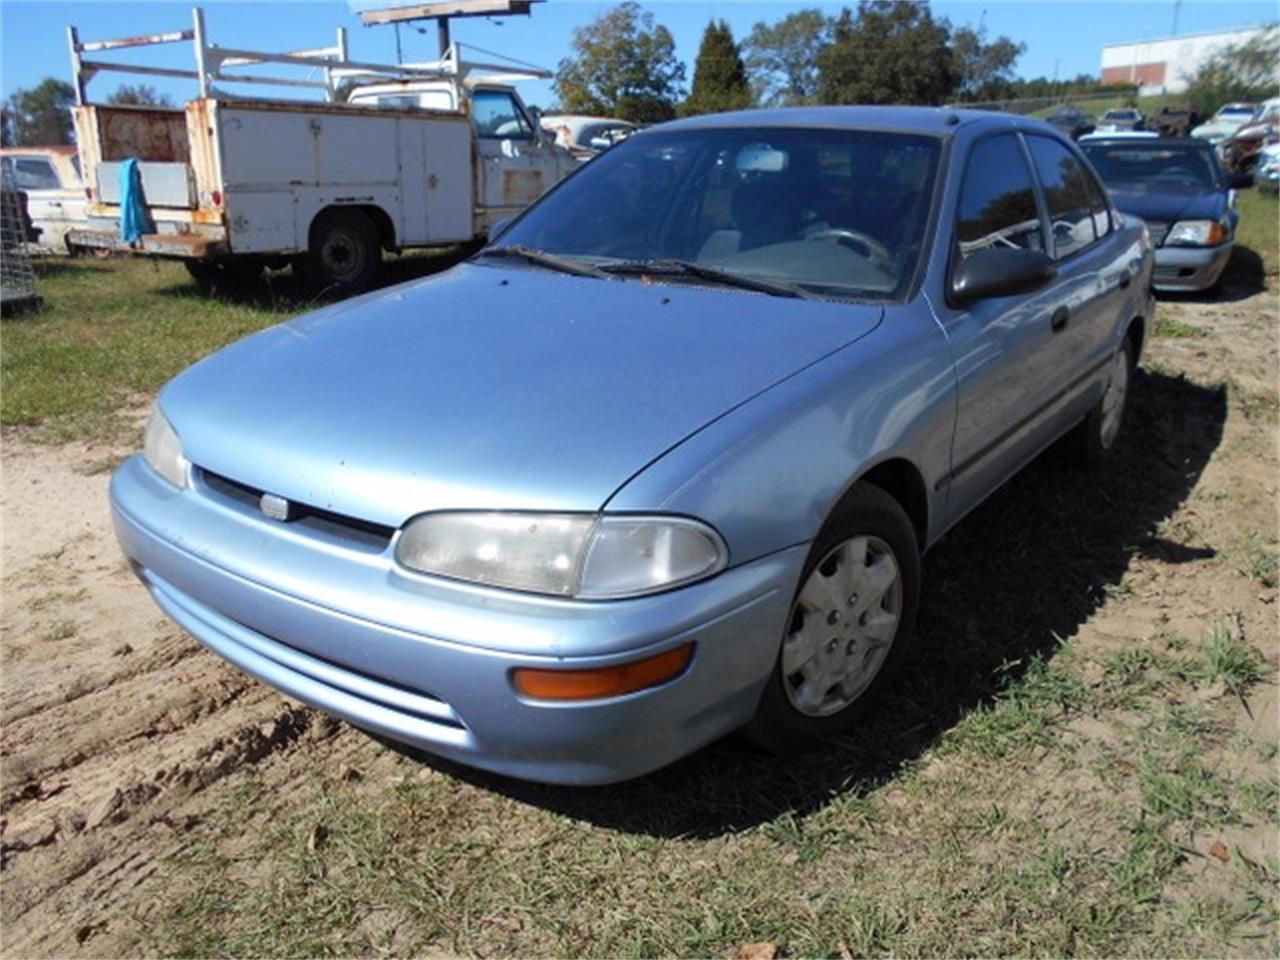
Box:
1103;183;1228;224
163;262;883;526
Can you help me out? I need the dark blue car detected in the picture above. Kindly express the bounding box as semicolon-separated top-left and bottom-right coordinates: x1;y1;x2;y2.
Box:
1081;137;1246;293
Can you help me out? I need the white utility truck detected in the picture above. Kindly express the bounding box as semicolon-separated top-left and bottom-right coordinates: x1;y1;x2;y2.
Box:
66;7;575;290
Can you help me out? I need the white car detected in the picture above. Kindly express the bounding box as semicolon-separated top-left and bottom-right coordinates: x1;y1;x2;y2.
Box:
0;146;87;255
539;114;636;161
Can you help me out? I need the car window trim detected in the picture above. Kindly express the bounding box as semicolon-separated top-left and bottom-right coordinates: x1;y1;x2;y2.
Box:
1023;132;1114;265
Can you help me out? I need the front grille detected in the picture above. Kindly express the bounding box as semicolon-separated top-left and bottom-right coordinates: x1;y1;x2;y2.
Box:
198;468;396;551
1146;221;1171;246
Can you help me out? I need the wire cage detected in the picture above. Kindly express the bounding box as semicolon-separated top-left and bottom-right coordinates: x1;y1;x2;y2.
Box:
1;169;41;315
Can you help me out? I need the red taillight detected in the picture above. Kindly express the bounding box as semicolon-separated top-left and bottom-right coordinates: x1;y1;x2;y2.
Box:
211;190;222;205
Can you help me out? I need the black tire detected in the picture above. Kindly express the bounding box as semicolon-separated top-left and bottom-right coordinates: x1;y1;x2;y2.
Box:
1067;335;1135;466
183;259;220;288
303;209;381;294
743;482;921;753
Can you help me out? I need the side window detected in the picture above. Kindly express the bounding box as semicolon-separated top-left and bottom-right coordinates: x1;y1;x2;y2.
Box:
954;133;1043;260
1026;137;1099;259
8;157;60;191
471;90;534;140
1082;164;1111;241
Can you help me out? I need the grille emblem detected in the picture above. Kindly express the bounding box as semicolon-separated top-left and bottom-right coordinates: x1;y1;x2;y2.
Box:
260;492;292;521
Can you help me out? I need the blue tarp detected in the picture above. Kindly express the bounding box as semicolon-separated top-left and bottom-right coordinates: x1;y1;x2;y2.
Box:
119;158;152;244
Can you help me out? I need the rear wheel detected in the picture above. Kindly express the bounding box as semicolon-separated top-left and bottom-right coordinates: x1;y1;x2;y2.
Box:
303;209;381;294
1068;336;1135;465
744;482;920;752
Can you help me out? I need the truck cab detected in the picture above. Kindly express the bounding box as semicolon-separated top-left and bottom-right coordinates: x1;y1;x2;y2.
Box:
347;78;574;232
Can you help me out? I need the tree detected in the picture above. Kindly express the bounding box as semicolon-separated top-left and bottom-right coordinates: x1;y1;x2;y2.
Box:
817;1;956;106
4;78;76;146
681;20;753;116
106;84;174;107
742;8;830;106
554;2;686;124
1183;24;1279;117
951;24;1026;102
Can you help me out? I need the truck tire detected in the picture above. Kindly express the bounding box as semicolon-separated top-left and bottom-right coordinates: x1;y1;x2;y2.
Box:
305;209;381;294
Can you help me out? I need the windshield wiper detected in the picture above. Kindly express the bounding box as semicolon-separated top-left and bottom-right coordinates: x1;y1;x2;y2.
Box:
600;258;817;300
477;244;613;279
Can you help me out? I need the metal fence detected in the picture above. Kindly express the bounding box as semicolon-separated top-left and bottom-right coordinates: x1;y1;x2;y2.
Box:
1;172;40;315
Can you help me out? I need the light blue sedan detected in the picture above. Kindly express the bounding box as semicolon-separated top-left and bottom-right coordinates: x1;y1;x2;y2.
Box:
111;107;1155;784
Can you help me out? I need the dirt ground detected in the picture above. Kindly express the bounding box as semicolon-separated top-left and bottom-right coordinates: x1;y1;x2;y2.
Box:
2;287;1277;957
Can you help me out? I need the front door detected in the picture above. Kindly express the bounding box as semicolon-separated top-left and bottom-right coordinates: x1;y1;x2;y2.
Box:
470;87;563;233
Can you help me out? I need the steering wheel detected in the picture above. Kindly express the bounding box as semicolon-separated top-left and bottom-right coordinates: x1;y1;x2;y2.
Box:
805;227;892;269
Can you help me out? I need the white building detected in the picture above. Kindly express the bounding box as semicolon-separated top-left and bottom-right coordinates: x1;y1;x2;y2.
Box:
1101;25;1268;96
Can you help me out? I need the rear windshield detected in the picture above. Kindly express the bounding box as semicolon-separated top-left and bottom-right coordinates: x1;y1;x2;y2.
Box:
499;126;942;300
1081;144;1221;189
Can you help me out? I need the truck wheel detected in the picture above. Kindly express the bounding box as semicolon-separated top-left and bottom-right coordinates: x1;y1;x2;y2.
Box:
184;260;221;288
306;210;381;294
742;482;920;753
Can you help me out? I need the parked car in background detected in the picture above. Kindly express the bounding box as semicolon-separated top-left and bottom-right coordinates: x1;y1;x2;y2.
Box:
1082;136;1244;293
1151;103;1203;137
0;146;86;255
1096;108;1145;132
1256;141;1280;191
1191;102;1259;144
1220;98;1280;174
539;114;636;161
1045;104;1095;139
111;106;1154;785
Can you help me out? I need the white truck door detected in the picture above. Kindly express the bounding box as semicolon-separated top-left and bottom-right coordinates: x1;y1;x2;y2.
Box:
470;87;564;234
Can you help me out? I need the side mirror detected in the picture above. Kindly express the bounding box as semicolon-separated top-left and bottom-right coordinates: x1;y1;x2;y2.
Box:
1229;171;1254;189
951;248;1057;303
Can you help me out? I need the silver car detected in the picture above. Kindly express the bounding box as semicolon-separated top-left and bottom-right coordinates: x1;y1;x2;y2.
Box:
111;107;1155;784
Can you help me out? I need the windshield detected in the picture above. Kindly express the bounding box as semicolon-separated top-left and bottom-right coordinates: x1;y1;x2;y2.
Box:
496;126;941;299
1103;110;1138;120
1081;144;1221;189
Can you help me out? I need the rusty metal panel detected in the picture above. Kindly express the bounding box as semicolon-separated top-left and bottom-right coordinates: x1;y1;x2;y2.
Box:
67;228;225;257
95;106;190;162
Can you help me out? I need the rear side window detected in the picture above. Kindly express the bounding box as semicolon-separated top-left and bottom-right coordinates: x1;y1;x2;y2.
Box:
471;90;534;140
954;133;1043;259
2;156;60;191
1026;137;1105;259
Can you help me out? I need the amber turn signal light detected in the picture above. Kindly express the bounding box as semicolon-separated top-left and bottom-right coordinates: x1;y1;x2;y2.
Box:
513;644;694;701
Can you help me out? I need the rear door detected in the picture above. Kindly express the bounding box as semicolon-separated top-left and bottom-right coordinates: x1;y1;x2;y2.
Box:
1023;133;1130;411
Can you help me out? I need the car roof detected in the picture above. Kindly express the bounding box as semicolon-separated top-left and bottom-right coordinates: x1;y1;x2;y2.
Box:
653;105;1060;139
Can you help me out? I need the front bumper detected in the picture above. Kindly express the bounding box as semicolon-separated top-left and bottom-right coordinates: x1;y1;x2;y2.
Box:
110;456;805;784
1152;242;1232;292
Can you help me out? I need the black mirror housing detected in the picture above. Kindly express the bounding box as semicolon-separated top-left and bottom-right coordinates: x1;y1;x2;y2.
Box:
1229;171;1254;189
951;248;1057;304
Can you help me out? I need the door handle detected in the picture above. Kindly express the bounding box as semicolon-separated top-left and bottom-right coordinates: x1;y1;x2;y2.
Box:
1050;307;1069;333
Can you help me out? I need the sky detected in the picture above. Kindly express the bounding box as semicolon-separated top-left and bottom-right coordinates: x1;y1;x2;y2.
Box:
1;0;1275;109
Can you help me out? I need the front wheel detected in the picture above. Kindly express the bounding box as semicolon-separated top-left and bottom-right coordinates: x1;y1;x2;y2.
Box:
743;482;920;752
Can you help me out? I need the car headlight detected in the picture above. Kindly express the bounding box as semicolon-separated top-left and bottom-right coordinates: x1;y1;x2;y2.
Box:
1164;219;1229;247
395;512;728;599
143;404;189;489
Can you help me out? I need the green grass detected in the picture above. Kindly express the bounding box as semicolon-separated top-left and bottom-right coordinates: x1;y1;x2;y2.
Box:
1234;188;1280;279
1;251;458;442
1154;316;1211;339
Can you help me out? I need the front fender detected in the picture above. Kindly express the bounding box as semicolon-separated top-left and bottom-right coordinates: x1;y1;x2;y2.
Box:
605;303;957;566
